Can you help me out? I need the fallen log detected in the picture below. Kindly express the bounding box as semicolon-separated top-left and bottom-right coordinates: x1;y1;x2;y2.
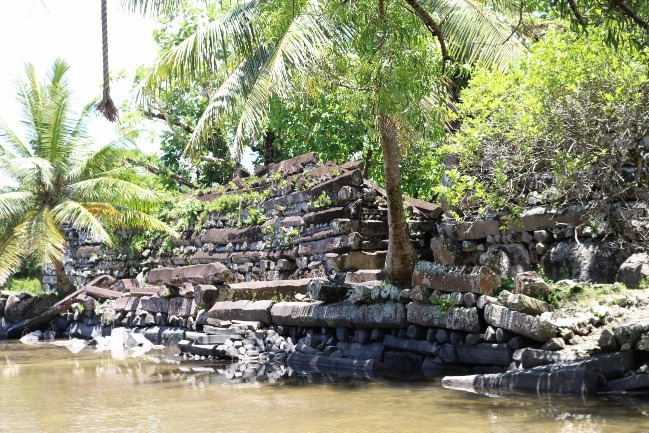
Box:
6;288;84;338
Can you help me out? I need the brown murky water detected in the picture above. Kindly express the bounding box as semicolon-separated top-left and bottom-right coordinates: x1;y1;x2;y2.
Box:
1;341;648;433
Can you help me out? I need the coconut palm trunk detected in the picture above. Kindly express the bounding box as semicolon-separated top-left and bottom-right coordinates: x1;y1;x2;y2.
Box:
379;114;418;282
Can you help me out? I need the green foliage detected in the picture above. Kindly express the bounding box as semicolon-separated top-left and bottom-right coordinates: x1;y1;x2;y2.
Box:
3;278;43;296
430;293;458;311
439;26;649;217
0;60;173;285
311;191;333;210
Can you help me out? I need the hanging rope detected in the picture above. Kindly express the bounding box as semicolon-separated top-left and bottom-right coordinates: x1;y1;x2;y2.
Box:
96;0;118;122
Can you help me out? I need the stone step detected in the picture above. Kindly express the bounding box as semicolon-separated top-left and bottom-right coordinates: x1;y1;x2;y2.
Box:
412;261;500;296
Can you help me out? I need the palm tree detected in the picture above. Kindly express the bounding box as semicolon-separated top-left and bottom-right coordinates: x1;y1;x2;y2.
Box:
127;0;524;282
0;59;174;292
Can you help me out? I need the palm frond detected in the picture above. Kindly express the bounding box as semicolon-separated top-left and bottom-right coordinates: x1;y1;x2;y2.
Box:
67;176;167;212
188;0;338;159
0;156;54;190
0;117;31;158
140;0;261;95
0;229;26;285
0;191;36;222
66;139;132;182
120;0;200;15
21;206;66;269
420;0;526;70
51;199;114;247
102;205;177;237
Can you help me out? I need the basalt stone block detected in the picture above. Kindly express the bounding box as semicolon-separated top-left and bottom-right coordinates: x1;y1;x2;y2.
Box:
129;286;165;297
353;303;407;329
242;300;274;323
383;335;440;357
344;270;385;284
199;226;262;245
178;340;216;357
514;272;550;297
193;284;221;308
185;331;232;345
303;202;361;227
512;348;578;369
140;296;169;314
307;280;349;303
168;297;196;318
311;302;356;328
455;220;500;241
146;267;174;286
502;292;552;316
172;263;230;286
134;326;185;346
326;250;387;271
406;303;481;333
208;300;251;321
336;342;384;362
456;343;513;366
605;374;649;392
4;294;38;323
224;278;314;301
484;304;556;342
297;232;362;256
67;322;102;340
442;366;600;396
270;302;319;327
412;261;500;296
84;286;124;300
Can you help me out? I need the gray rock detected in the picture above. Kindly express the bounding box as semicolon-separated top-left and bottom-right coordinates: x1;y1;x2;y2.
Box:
597;329;619;352
616;253;649;288
456;343;513;366
505;293;552;316
483;326;497;342
541;240;619;283
540;337;565;351
383;335;440;356
412;261;500;295
336;342;384;361
479;244;531;278
383;351;424;376
496;328;511;343
484;304;556;342
605;374;649;392
465;333;482;345
407;303;481;333
514;272;550;297
512;348;577;368
307;280;348;303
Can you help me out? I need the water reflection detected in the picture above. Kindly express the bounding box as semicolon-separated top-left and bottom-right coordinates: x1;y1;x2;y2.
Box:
1;341;648;433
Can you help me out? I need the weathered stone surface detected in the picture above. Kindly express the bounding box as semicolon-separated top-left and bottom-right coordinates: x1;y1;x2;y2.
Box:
199;226;262;245
455;220;500;240
407;303;481;333
479;244;531;278
68;322;103;339
383;335;440;356
412;261;500;295
4;294;38;323
344;270;385;284
270;302;318;327
455;343;513;366
442;366;600;396
616;253;649;288
224;278;314;301
502;292;552;316
178;340;216;357
326;250;387;271
129;286;165;297
541;240;619;283
430;237;463;265
512;348;578;369
185;331;232;345
597;328;619;352
208;300;251;321
612;323;649;348
140;296;169;314
133;326;185;346
309;170;364;197
336;342;384;362
146;267;174;286
288;352;382;379
353;303;407;329
559;351;635;380
307;280;349;303
303;202;361;227
484;304;556;342
168;297;195;318
514;271;550;297
84;286;124;300
173;263;230;286
193;284;220;308
297;233;362;256
605;374;649;392
242;300;274;323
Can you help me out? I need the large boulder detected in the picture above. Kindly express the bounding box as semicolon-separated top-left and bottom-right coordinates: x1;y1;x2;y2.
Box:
616;252;649;288
541;240;619;283
479;244;531;278
412;261;500;295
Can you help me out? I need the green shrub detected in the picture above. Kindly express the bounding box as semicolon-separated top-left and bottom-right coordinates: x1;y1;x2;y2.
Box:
5;278;44;296
438;26;649;219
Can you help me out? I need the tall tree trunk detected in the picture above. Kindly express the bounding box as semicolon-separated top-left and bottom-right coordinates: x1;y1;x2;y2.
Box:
53;258;73;295
96;0;118;121
263;130;276;166
378;114;418;282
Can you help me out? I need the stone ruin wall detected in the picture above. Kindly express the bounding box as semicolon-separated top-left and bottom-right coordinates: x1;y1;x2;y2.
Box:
64;151;648;291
